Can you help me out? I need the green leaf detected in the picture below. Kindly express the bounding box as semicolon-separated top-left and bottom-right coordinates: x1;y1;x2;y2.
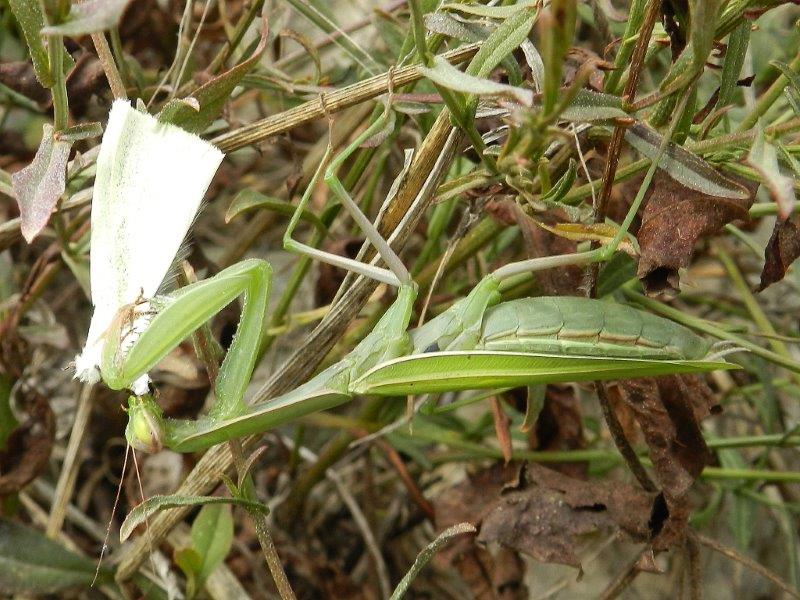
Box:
539;0;576;114
541;159;577;204
191;503;234;587
57;122;104;143
389;523;476;600
772;59;800;119
174;547;202;600
624;123;749;200
424;13;523;85
11;123;72;243
689;0;723;73
557;89;628;122
159;24;268;134
442;1;538;19
42;0;133;36
466;6;538;79
719;450;755;551
7;0;51;86
716;21;750;110
520;385;545;432
419;56;533;105
121;494;267;542
225;189;328;236
0;519;111;593
425;13;484;43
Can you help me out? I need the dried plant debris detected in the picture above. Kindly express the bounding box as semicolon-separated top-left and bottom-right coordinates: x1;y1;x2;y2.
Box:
758;216;800;291
636;172;755;296
612;375;717;500
0;392;55;496
476;464;652;567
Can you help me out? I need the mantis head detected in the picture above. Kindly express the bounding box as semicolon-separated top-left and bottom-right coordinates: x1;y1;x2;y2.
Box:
125;395;166;453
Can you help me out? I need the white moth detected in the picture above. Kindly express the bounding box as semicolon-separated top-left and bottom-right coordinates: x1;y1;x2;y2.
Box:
74;100;224;393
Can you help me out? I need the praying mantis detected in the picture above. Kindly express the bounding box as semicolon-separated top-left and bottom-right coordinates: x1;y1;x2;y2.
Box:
77;100;736;454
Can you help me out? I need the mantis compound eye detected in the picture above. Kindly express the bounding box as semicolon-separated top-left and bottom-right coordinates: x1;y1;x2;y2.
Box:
125;395;166;453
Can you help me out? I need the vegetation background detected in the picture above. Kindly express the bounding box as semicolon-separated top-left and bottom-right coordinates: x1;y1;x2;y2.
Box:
1;0;800;598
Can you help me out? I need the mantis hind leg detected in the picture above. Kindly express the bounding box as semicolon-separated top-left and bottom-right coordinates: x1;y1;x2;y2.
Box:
102;258;272;419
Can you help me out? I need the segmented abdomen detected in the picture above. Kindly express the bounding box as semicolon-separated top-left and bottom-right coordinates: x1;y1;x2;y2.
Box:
476;297;710;360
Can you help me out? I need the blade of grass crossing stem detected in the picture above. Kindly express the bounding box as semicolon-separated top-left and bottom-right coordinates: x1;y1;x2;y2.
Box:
389;523;476;599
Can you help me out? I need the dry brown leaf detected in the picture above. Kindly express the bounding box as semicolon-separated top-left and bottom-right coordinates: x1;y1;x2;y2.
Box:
0;393;55;496
434;463;528;599
637;172;755;296
758;216;800;291
490;397;513;464
612;375;716;500
477;464;652;567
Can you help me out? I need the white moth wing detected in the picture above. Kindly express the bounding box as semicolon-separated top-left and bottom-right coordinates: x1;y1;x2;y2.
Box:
75;100;224;389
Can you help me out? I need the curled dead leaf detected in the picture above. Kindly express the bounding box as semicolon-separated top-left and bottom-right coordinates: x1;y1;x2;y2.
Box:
636;172;755;296
758;216;800;292
434;463;528;599
611;375;717;500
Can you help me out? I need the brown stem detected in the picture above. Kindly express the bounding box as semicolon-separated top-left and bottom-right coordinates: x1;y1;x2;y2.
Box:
91;32;126;99
598;547;646;600
228;438;296;599
589;0;661;297
693;532;800;599
596;383;658;492
686;535;702;600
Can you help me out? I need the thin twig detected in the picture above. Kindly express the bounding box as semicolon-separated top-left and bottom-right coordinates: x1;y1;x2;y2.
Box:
588;0;660;297
693;532;800;599
686;534;702;600
596;383;658;492
91;32;126;99
213;43;479;152
229;437;295;599
597;547;647;600
46;384;94;537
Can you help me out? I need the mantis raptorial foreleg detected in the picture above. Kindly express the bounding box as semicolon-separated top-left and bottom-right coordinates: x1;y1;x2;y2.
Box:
107;259;271;450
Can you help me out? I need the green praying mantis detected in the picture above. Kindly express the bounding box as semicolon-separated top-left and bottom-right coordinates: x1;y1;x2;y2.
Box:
78;100;737;454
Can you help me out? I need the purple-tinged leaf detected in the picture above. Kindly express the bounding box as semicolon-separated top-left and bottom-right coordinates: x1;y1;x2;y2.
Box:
11;124;72;243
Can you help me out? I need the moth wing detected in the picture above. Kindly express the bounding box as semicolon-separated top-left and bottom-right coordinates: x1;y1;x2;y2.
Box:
76;100;224;384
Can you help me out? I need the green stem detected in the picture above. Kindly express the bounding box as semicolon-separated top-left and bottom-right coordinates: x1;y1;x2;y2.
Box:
208;0;266;73
48;35;68;130
407;0;433;67
621;286;800;374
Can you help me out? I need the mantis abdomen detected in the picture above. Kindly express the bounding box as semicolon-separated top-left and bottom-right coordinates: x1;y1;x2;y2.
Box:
474;297;710;360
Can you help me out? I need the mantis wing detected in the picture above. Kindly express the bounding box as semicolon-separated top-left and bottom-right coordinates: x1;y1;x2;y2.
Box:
351;351;736;396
